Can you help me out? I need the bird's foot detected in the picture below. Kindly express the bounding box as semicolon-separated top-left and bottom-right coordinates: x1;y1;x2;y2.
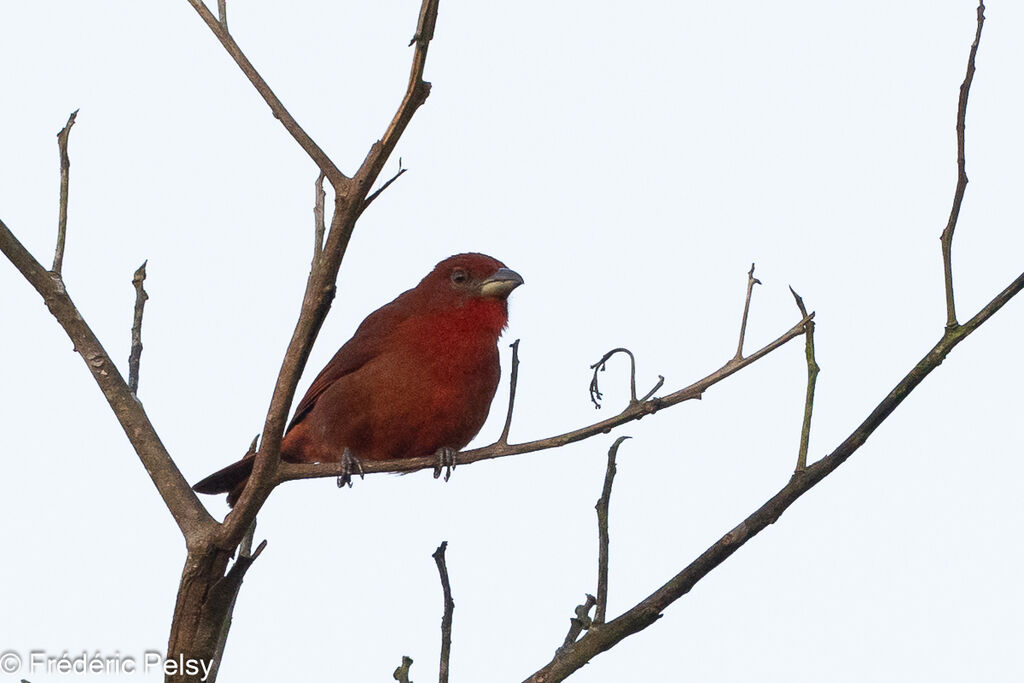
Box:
432;446;457;482
336;447;365;488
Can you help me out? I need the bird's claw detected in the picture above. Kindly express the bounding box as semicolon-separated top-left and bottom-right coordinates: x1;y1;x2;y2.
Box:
433;446;457;482
336;447;365;488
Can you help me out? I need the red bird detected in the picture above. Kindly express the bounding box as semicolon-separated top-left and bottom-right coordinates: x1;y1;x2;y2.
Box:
193;253;523;505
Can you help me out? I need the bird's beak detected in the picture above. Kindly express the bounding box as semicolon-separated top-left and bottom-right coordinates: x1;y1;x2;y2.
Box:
479;267;524;299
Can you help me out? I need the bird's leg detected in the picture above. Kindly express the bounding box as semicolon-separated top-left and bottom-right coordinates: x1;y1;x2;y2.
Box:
433;446;457;482
336;447;365;488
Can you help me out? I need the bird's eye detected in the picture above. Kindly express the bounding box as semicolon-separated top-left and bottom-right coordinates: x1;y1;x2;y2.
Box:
450;269;469;285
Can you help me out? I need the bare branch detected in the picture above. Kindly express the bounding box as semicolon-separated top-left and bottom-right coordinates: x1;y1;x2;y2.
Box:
0;218;215;541
788;287;818;472
53;109;78;275
560;594;596;649
523;269;1024;683
589;347;663;409
224;0;443;546
184;0;346;187
361;159;407;215
941;0;986;329
313;171;326;262
595;436;629;624
393;656;414;683
217;0;227;29
497;339;521;445
350;0;439;196
128;261;149;395
277;312;813;485
432;541;454;683
733;263;761;361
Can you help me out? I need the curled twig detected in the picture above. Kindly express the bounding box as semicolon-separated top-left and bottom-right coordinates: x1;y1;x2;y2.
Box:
589;347;664;409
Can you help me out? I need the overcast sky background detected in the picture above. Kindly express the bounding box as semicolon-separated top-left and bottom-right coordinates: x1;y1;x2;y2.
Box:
2;1;1022;681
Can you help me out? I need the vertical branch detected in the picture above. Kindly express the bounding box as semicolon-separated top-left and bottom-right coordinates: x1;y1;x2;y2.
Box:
595;436;629;624
53;109;78;275
788;288;818;472
217;0;227;29
313;171;326;262
128;261;149;395
432;542;454;683
940;0;986;330
733;263;761;361
498;339;521;445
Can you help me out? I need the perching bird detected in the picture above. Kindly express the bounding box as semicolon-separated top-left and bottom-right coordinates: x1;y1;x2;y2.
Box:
193;253;523;505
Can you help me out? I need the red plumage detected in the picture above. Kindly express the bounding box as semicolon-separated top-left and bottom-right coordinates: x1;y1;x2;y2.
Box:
193;253;523;505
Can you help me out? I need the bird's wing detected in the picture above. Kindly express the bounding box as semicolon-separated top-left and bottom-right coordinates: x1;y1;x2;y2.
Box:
286;294;413;432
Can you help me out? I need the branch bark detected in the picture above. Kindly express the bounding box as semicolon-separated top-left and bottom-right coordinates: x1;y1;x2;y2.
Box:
523;269;1024;683
0;218;214;542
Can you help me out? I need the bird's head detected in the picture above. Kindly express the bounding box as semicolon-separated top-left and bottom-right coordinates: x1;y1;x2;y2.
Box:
412;253;523;333
420;253;523;305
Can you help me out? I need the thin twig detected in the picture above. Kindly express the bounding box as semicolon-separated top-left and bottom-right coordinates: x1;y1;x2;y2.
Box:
560;594;597;649
523;270;1024;683
276;312;814;484
361;159;407;214
497;339;521;445
184;0;345;186
432;542;454;683
313;171;326;262
733;263;761;361
393;656;414;683
595;436;629;624
941;0;986;330
128;261;149;395
53;110;78;275
0;217;215;540
789;287;818;472
217;0;227;29
350;0;438;195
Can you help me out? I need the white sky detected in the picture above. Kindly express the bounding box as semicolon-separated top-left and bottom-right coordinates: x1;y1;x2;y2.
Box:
2;1;1022;681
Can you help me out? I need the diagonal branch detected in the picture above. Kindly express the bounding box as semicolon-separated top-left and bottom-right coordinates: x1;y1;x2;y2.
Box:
940;0;986;329
0;218;215;542
276;311;814;485
523;268;1024;683
223;0;443;545
184;0;346;187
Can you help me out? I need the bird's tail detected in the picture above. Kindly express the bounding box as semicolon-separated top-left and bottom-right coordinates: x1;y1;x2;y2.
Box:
193;454;255;507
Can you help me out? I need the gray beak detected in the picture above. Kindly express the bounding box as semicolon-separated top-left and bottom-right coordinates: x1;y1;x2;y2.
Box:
479;267;524;299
